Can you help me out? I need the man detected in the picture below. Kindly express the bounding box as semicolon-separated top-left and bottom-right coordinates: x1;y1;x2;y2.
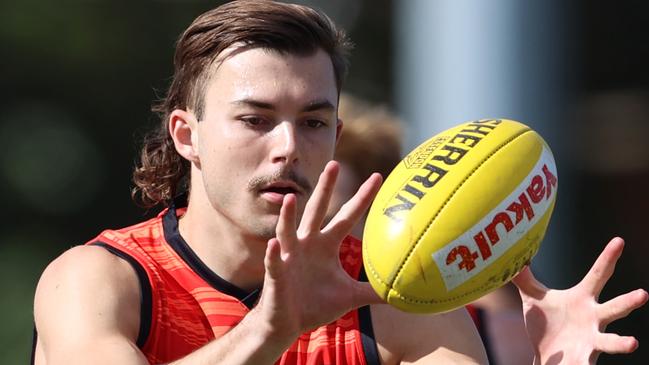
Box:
33;1;647;364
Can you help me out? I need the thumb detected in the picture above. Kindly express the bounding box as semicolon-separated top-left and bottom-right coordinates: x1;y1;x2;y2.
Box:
352;281;385;308
512;266;548;300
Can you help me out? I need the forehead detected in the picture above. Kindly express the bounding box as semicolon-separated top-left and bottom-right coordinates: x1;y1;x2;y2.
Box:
204;47;338;110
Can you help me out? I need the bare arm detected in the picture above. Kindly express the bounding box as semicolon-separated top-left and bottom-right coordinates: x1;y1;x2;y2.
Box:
371;304;488;365
34;245;149;365
471;285;534;365
34;161;386;365
33;245;296;365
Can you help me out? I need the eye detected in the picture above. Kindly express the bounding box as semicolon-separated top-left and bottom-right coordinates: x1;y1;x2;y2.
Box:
240;116;268;127
304;119;326;129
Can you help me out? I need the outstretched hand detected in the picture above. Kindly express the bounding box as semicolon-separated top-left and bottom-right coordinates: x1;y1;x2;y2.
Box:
512;237;648;364
256;161;384;341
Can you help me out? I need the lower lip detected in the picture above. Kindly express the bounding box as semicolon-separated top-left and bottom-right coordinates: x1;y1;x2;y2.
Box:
260;191;287;205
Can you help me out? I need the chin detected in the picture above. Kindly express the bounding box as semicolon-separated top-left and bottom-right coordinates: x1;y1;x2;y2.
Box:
246;216;279;241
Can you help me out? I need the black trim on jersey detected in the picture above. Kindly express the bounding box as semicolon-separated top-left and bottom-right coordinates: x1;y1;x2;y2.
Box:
163;204;260;309
474;307;495;365
30;326;37;365
90;241;152;348
163;196;376;362
358;267;381;365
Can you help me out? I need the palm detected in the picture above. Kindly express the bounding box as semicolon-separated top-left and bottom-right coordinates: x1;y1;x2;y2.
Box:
512;238;648;364
257;161;383;338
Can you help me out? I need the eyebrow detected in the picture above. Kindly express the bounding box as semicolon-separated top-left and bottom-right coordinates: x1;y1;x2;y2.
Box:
302;99;335;113
231;98;335;113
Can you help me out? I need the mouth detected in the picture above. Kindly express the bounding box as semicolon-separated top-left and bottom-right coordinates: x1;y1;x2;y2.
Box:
258;182;302;204
261;186;299;195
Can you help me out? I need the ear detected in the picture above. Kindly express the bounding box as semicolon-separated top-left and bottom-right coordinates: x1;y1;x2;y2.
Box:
169;109;200;163
334;118;344;146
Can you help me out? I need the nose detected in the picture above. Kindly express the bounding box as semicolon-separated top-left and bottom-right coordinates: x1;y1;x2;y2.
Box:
269;121;299;165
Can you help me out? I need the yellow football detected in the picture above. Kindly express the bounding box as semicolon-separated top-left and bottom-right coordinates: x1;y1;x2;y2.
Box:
362;119;557;313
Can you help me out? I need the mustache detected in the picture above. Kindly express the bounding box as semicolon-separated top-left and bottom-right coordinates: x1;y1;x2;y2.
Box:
247;169;312;194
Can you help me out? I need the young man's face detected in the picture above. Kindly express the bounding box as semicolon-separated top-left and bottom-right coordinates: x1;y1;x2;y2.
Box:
195;47;341;239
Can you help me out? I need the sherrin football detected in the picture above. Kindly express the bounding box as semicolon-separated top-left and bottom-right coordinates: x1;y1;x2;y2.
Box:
362;119;557;313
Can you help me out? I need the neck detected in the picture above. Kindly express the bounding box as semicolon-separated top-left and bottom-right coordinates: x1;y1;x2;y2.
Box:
178;194;268;292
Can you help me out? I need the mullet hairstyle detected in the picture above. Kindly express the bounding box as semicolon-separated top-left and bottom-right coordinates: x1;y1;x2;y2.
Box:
132;0;352;208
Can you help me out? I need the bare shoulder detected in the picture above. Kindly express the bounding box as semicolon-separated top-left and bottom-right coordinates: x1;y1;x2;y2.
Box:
36;244;138;286
34;245;142;335
370;304;488;365
34;245;144;362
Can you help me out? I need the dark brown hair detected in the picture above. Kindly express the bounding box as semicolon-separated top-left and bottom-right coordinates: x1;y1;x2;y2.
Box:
132;0;352;208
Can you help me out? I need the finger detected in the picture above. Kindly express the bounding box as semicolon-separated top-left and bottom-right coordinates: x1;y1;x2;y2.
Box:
595;333;639;354
511;266;548;300
598;289;648;326
264;238;284;278
323;173;382;239
276;193;298;251
298;160;339;236
580;237;625;298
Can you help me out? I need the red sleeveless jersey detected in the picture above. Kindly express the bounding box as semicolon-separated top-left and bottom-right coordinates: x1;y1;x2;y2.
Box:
85;206;379;365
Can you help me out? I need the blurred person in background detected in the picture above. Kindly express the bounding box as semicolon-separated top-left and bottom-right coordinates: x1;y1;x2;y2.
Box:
329;93;533;365
31;1;647;364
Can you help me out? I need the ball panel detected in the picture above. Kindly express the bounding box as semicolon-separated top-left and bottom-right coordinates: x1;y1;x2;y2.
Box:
422;132;546;287
363;119;558;313
430;145;556;291
387;199;555;313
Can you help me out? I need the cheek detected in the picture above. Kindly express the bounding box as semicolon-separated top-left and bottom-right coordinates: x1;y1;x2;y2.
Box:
199;123;260;167
302;141;336;185
197;140;242;191
303;129;337;159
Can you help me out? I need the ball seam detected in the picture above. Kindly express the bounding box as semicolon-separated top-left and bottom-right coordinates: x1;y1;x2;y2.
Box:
389;128;533;305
